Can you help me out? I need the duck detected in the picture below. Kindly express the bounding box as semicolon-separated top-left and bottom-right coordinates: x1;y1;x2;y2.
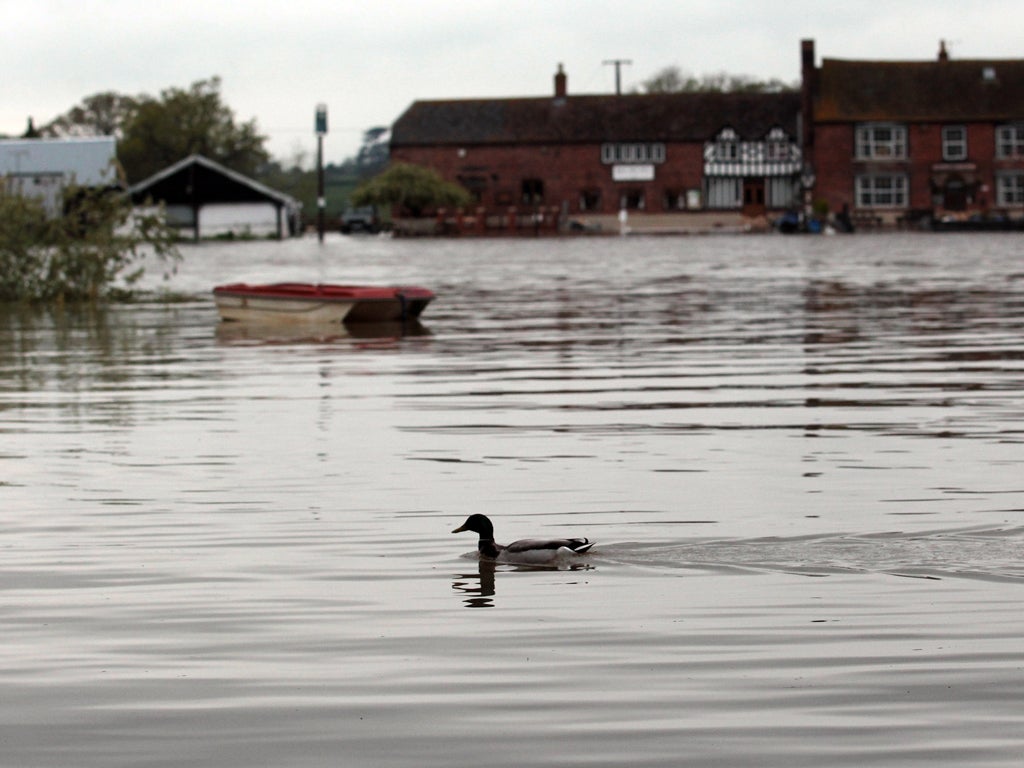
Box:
451;513;594;564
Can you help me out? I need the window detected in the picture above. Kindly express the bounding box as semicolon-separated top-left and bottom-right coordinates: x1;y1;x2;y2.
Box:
705;178;741;209
855;123;907;159
579;188;602;211
766;177;798;209
619;189;645;210
521;179;544;205
996;173;1024;206
942;126;968;161
663;189;686;211
996;124;1024;158
765;127;793;162
458;175;488;203
856;174;908;208
600;143;666;164
715;128;739;161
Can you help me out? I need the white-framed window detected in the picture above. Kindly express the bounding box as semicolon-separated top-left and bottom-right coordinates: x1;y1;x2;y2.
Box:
856;174;908;208
996;124;1024;158
765;127;792;162
855;123;907;159
996;173;1024;206
942;126;968;161
715;128;739;161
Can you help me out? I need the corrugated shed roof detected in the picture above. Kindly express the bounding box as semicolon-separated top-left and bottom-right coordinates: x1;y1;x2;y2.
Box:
0;137;117;185
391;91;801;146
815;58;1024;122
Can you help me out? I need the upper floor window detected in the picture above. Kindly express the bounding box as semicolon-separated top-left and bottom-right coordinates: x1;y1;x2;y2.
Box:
996;124;1024;158
942;126;968;161
715;128;739;161
855;123;907;160
765;127;793;162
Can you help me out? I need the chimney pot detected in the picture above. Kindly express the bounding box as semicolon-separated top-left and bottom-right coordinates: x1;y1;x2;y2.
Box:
554;63;567;98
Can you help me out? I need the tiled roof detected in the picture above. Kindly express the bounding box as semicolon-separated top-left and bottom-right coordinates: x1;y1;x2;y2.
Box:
815;58;1024;122
391;91;801;146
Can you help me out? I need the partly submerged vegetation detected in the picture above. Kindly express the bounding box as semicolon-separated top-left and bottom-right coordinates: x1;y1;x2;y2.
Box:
0;186;179;303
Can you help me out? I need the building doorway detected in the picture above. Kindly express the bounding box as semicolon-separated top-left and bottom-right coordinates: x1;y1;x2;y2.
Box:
943;178;968;211
742;178;766;216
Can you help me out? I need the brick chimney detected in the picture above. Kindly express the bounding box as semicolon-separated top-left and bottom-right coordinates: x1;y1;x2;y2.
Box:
938;40;949;62
554;63;567;98
800;39;816;151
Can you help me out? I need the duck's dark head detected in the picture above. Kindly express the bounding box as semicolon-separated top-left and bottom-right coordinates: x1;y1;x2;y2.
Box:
452;513;494;539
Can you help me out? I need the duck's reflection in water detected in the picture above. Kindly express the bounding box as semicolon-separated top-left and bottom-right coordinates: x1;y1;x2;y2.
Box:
452;559;497;608
452;559;595;608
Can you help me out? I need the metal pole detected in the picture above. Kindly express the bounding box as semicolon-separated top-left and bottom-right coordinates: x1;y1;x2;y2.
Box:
315;103;328;243
317;133;324;243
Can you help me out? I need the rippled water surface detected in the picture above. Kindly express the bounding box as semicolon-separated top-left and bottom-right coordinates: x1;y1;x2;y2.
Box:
3;233;1024;767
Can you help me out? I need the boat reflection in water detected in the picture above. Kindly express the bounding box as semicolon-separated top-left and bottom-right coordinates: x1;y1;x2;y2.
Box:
215;318;431;346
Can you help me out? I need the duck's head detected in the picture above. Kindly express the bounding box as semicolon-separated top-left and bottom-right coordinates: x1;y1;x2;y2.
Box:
452;513;494;538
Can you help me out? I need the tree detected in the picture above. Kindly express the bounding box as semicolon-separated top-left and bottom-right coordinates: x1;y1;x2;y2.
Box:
42;92;140;138
0;186;179;303
637;66;794;94
350;163;472;217
118;77;269;182
354;127;390;180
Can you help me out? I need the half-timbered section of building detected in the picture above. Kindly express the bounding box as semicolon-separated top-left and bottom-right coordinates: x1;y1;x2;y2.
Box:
390;68;801;229
802;39;1024;225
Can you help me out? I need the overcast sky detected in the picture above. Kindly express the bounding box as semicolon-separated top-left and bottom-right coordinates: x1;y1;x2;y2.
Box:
3;1;1022;165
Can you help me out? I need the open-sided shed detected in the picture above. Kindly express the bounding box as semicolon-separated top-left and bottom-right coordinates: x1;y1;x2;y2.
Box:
128;154;300;240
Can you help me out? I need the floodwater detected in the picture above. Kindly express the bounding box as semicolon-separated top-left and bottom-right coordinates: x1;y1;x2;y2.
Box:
2;232;1023;767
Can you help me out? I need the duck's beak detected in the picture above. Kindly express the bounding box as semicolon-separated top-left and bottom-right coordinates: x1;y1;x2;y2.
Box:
452;523;468;533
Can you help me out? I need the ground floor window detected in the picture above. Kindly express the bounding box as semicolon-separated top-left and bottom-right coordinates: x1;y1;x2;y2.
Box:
705;178;741;209
766;177;798;209
663;189;686;210
521;179;544;205
855;174;908;208
579;188;601;211
619;189;645;210
996;173;1024;206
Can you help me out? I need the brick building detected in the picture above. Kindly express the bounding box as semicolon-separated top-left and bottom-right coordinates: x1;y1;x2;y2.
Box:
390;67;802;231
801;39;1024;226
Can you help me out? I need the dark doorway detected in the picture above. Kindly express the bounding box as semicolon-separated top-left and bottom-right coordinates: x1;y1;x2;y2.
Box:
943;179;967;211
742;178;766;216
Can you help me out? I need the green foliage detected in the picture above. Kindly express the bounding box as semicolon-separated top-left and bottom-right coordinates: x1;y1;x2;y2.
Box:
118;77;269;182
0;186;180;303
637;66;795;94
350;163;472;217
42;92;140;139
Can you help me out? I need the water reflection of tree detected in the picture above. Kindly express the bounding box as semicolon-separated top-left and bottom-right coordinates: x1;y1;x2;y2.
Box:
0;302;186;427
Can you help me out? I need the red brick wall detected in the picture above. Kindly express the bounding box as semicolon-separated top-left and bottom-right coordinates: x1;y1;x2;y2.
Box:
811;121;1024;217
809;124;854;214
390;142;706;214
